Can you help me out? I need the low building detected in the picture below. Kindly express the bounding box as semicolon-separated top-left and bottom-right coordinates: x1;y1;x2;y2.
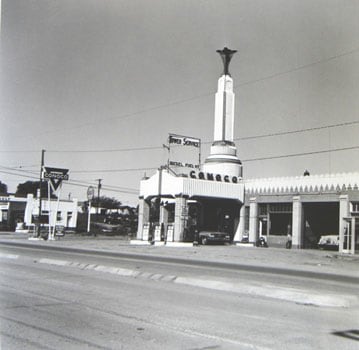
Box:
0;195;27;231
0;194;78;232
241;172;359;253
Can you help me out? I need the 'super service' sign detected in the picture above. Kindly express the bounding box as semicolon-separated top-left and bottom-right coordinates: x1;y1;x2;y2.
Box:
169;134;200;148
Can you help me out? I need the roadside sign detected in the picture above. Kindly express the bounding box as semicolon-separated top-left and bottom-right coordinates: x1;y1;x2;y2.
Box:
87;187;95;233
87;186;95;201
43;167;69;191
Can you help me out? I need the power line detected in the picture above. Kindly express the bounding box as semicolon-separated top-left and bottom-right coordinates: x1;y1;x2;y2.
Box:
242;145;359;162
0;166;139;195
0;170;39;180
0;150;40;153
0;166;38;175
3;144;359;181
65;144;359;173
68;181;138;194
1;146;358;194
2;144;359;178
95;187;138;195
34;93;213;139
47;145;163;153
68;178;138;192
6;46;358;140
5;142;359;177
0;164;138;191
42;119;359;152
71;167;158;174
235;47;359;89
0;169;139;196
11;118;354;155
4;115;356;154
56;179;138;195
234;120;359;142
99;187;138;195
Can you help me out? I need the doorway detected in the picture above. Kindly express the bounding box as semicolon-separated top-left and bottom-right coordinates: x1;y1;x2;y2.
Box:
191;197;240;241
343;217;359;254
303;202;339;249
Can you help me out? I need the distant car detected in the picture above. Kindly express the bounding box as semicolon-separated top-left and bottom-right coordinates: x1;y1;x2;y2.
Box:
318;235;339;251
199;231;230;245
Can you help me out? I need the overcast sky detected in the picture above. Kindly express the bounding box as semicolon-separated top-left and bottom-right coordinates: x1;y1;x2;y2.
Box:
1;0;359;205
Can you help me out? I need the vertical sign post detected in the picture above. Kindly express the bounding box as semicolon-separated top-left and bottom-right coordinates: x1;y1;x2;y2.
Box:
36;150;45;238
43;167;69;240
47;181;51;239
51;184;62;240
87;186;95;233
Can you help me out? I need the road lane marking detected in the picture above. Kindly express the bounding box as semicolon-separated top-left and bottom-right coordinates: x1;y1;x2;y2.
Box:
0;253;19;259
36;258;358;308
177;327;273;350
161;275;177;282
37;258;171;281
38;258;71;266
174;277;358;308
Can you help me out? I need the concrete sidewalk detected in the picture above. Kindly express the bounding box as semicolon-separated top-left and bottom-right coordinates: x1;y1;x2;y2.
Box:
0;231;358;278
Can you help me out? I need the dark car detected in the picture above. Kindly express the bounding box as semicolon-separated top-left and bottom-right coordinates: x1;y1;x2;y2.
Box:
199;231;230;245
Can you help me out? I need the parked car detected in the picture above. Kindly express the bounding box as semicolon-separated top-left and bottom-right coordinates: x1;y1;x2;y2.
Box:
199;231;230;245
318;235;339;251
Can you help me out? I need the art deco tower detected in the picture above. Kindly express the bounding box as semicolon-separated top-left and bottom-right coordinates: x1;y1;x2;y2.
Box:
202;47;243;178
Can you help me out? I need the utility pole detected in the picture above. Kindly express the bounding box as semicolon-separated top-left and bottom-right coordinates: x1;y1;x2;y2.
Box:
96;179;102;216
37;149;45;237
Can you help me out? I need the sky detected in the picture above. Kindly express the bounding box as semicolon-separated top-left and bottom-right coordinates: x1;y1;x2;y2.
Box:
1;0;359;206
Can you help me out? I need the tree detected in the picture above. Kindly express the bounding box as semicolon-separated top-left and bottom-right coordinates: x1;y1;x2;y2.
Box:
84;196;122;210
15;181;57;198
0;181;8;195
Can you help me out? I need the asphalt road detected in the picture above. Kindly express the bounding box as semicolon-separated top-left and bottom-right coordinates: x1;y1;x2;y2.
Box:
1;244;358;349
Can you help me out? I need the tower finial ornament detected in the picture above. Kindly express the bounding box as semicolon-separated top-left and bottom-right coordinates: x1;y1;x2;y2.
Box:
203;46;242;178
216;47;237;76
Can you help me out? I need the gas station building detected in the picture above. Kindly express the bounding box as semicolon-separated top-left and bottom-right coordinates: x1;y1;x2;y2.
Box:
135;48;359;254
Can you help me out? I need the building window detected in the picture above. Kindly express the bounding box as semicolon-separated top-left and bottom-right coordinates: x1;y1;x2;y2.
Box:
244;206;250;231
42;210;49;221
57;211;62;221
168;209;175;223
259;204;268;216
269;203;292;213
351;202;359;213
67;212;73;222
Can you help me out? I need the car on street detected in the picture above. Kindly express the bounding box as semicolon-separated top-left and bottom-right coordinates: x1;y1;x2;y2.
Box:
199;231;230;245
